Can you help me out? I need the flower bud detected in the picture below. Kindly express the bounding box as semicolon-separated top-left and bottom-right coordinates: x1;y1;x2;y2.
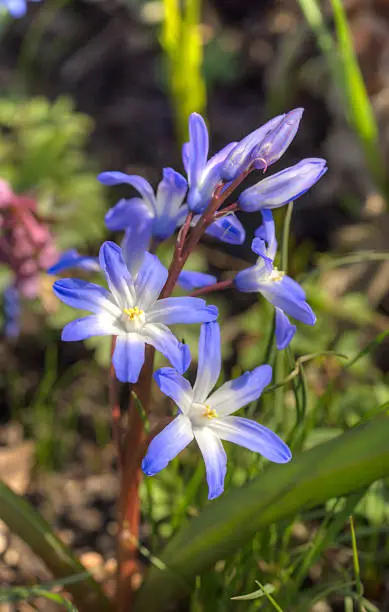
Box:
251;108;304;170
220;115;285;181
238;158;327;212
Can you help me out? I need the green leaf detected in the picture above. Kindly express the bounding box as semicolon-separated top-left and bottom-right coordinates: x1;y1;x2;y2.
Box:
0;482;113;612
134;416;389;611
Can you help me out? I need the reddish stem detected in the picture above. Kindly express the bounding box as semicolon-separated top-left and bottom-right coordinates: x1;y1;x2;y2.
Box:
189;278;233;297
109;336;123;468
214;202;239;218
116;346;155;612
176;211;193;258
161;172;250;299
114;167;251;611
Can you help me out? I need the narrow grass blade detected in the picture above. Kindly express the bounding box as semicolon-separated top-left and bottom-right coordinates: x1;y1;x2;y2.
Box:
231;582;276;601
350;515;364;611
329;0;387;201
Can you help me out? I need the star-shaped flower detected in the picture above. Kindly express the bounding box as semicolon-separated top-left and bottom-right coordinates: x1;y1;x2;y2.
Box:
142;322;291;499
53;239;218;383
235;209;315;349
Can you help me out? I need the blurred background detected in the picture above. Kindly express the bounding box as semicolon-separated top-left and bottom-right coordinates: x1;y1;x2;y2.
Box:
0;0;388;610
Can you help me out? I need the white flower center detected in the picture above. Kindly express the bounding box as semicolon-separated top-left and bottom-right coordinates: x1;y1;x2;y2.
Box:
189;402;218;427
123;306;146;331
269;267;284;282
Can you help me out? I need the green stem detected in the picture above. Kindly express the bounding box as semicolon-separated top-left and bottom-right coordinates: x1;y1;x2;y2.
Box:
281;201;294;273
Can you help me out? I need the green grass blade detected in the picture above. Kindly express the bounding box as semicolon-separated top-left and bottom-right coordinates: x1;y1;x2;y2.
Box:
329;0;386;199
350;515;364;611
297;0;388;203
134;416;389;611
0;482;112;612
0;586;79;611
288;491;365;603
231;583;276;601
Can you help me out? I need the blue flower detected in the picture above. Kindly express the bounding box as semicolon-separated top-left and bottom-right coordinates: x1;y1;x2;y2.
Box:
3;284;20;338
182;113;238;213
100;168;187;241
53;240;218;383
1;0;40;17
235;210;315;349
142;322;291;500
100;163;245;245
238;158;327;212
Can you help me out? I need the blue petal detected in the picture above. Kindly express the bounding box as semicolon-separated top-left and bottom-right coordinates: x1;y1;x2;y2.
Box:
113;334;145;383
255;209;277;259
134;253;168;309
153;168;187;239
142;415;194;476
53;278;121;316
234;264;265;293
221;115;285;181
178;271;217;291
154;367;193;413
275;308;296;350
251;237;275;276
182;142;190;176
193;322;221;403
211;416;291;463
99;241;135;308
62;315;118;341
48;250;99;275
3;0;27;17
147;297;218;325
3;284;20;338
206;214;246;245
186;113;209;186
98;171;156;210
238;158;327;212
280;275;306;300
105;197;153;232
208;364;272;416
194;427;227;500
186;142;236;213
121;218;153;278
143;323;191;373
259;276;316;325
251;108;303;169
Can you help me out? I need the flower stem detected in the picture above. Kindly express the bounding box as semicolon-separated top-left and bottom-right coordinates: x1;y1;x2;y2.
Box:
161;171;249;299
189;278;233;297
116;346;155;612
109;336;123;469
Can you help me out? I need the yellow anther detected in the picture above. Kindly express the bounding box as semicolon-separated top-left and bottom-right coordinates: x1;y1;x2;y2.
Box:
123;306;144;320
203;405;218;419
269;267;285;283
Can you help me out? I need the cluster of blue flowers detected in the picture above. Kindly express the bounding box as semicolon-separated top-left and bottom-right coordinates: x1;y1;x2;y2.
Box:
51;109;326;499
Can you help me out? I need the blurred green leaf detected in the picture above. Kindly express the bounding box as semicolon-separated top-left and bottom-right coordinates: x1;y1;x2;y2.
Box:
160;0;206;142
134;416;389;611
